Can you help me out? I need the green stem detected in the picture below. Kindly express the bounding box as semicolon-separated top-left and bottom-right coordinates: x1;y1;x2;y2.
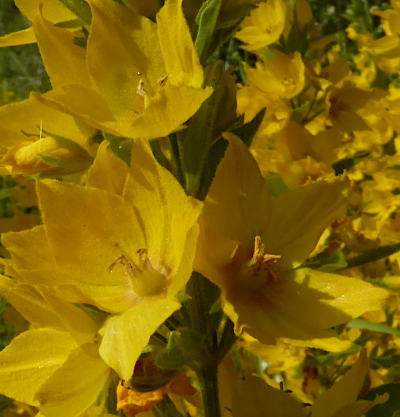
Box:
197;365;221;417
187;274;221;417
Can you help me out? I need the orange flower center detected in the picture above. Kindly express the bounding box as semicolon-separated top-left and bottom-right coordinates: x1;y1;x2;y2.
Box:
230;236;281;292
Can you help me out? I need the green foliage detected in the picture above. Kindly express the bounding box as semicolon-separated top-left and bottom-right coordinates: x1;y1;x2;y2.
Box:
103;133;132;165
0;297;13;351
346;319;400;337
58;0;92;24
333;151;371;175
0;0;50;103
195;0;223;63
178;61;237;197
365;384;400;417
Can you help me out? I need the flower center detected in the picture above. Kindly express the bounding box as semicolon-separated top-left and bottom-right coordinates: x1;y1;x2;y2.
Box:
135;74;169;111
329;96;348;119
109;249;167;297
232;236;281;291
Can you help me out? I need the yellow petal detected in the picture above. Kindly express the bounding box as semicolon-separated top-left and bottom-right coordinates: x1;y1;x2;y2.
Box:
35;344;110;417
3;226;97;306
229;268;388;344
123;139;202;295
156;0;204;88
99;298;180;380
331;395;389;417
264;178;347;267
87;0;164;114
0;95;91;152
31;86;116;135
195;132;273;284
0;27;36;47
236;0;287;51
3;225;57;276
245;51;305;99
37;179;145;313
40;291;99;344
232;376;304;417
87;141;129;195
311;351;368;417
125;84;212;139
281;336;353;353
0;276;96;343
0;328;77;405
33;11;89;87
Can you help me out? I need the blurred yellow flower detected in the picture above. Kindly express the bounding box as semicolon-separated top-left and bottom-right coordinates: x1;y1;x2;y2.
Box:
236;0;286;51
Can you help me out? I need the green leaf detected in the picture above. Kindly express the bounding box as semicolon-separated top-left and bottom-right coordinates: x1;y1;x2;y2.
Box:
300;249;347;272
42;129;92;159
344;243;400;269
0;394;13;417
38;153;91;172
179;61;237;197
216;3;255;29
332;151;370;175
58;0;92;24
230;108;266;147
265;173;290;196
195;0;223;63
302;243;400;272
346;319;400;337
318;250;348;272
155;346;186;370
365;384;400;417
103;133;132;166
54;19;82;28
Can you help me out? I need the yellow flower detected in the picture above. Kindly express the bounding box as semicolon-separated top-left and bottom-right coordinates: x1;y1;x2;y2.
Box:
2;136;92;175
33;0;212;139
236;0;287;51
195;133;388;344
374;0;400;37
0;95;96;175
3;139;202;381
237;86;290;135
0;279;110;417
245;50;305;99
365;35;400;73
327;82;383;132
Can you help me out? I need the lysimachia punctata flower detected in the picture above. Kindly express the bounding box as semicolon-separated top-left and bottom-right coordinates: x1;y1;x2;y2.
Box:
2;139;202;382
32;0;212;139
195;133;388;345
236;0;287;51
244;51;305;100
0;279;110;417
0;94;97;176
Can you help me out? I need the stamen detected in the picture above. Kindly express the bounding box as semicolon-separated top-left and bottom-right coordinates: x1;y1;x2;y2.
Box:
108;249;168;297
137;80;147;97
158;75;168;87
247;236;281;281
